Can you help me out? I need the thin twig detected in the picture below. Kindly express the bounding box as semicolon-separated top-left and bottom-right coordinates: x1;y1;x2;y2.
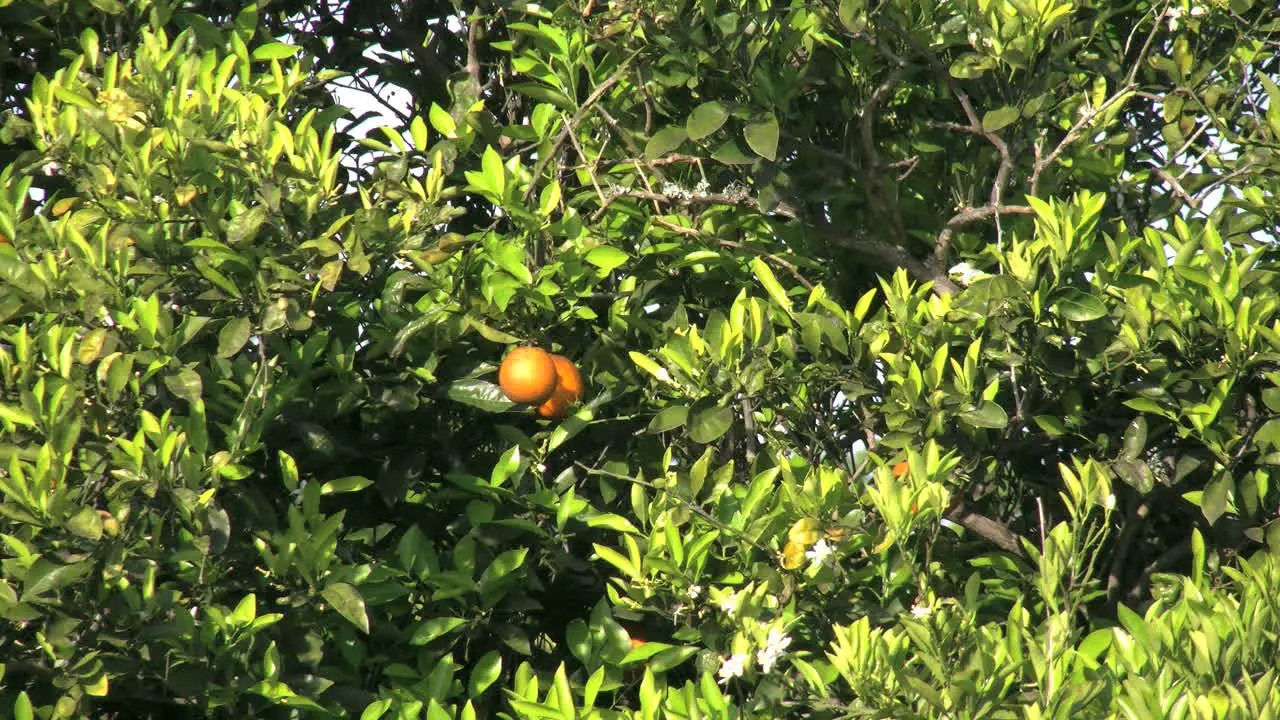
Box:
524;66;632;203
1030;10;1162;195
575;461;773;554
563;114;609;208
649;217;815;291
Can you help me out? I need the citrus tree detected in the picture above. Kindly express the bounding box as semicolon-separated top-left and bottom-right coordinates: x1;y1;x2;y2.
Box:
2;0;1280;718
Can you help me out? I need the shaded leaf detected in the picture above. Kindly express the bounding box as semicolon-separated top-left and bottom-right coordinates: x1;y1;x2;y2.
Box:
743;114;779;160
959;401;1008;429
448;379;516;412
321;582;370;634
217;317;252;358
1052;288;1108;321
686;101;729;140
981;106;1019;132
688;403;733;443
645;126;688;159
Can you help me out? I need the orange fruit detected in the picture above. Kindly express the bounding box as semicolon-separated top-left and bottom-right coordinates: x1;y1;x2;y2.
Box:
498;346;558;405
630;637;646;650
535;355;585;420
0;234;9;245
892;461;909;477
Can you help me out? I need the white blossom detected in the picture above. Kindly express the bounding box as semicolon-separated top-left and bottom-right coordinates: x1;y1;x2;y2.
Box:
718;653;748;683
756;627;792;673
910;602;932;619
805;539;835;567
688;584;703;599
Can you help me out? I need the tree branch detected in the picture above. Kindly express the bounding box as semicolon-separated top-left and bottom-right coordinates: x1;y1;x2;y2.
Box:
934;204;1034;265
947;499;1028;558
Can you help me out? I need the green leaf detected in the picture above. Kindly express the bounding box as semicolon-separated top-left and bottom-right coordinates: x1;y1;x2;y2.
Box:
13;692;33;720
710;139;755;165
361;699;393;720
322;582;370;634
448;379;516;412
429;103;457;137
585;246;629;273
645;126;688;159
1200;475;1230;526
1033;415;1067;436
688;403;733;443
1052;288;1108;322
227;206;268;245
686;101;729;140
751;257;793;313
469;650;503;697
217;317;252;358
251;42;300;61
23;558;92;600
0;402;36;428
410;616;468;645
592;543;640;579
959;401;1008;429
321;476;373;494
648;405;689;433
981;106;1020;132
479;548;528;589
482;145;506;199
743;114;779;160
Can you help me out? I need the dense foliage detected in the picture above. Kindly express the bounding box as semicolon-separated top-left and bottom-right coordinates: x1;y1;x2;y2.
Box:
2;0;1280;718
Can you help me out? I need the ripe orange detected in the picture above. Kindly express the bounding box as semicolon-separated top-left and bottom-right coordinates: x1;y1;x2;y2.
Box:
892;461;909;477
498;346;558;405
535;354;585;420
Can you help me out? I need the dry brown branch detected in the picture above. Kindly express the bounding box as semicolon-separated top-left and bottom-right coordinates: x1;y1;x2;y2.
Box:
934;204;1035;265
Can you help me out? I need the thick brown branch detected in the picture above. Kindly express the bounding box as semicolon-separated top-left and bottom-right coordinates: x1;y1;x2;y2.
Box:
934;204;1034;265
821;227;961;296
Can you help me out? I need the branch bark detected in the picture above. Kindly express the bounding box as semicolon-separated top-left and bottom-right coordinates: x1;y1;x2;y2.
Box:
947;499;1028;558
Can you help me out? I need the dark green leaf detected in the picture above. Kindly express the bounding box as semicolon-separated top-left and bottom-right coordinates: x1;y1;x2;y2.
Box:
321;582;370;634
23;558;92;600
688;403;733;443
217;317;252;358
648;405;689;433
447;379;516;412
710;139;755;165
959;401;1008;429
981;106;1019;132
1052;288;1108;322
1121;416;1147;461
